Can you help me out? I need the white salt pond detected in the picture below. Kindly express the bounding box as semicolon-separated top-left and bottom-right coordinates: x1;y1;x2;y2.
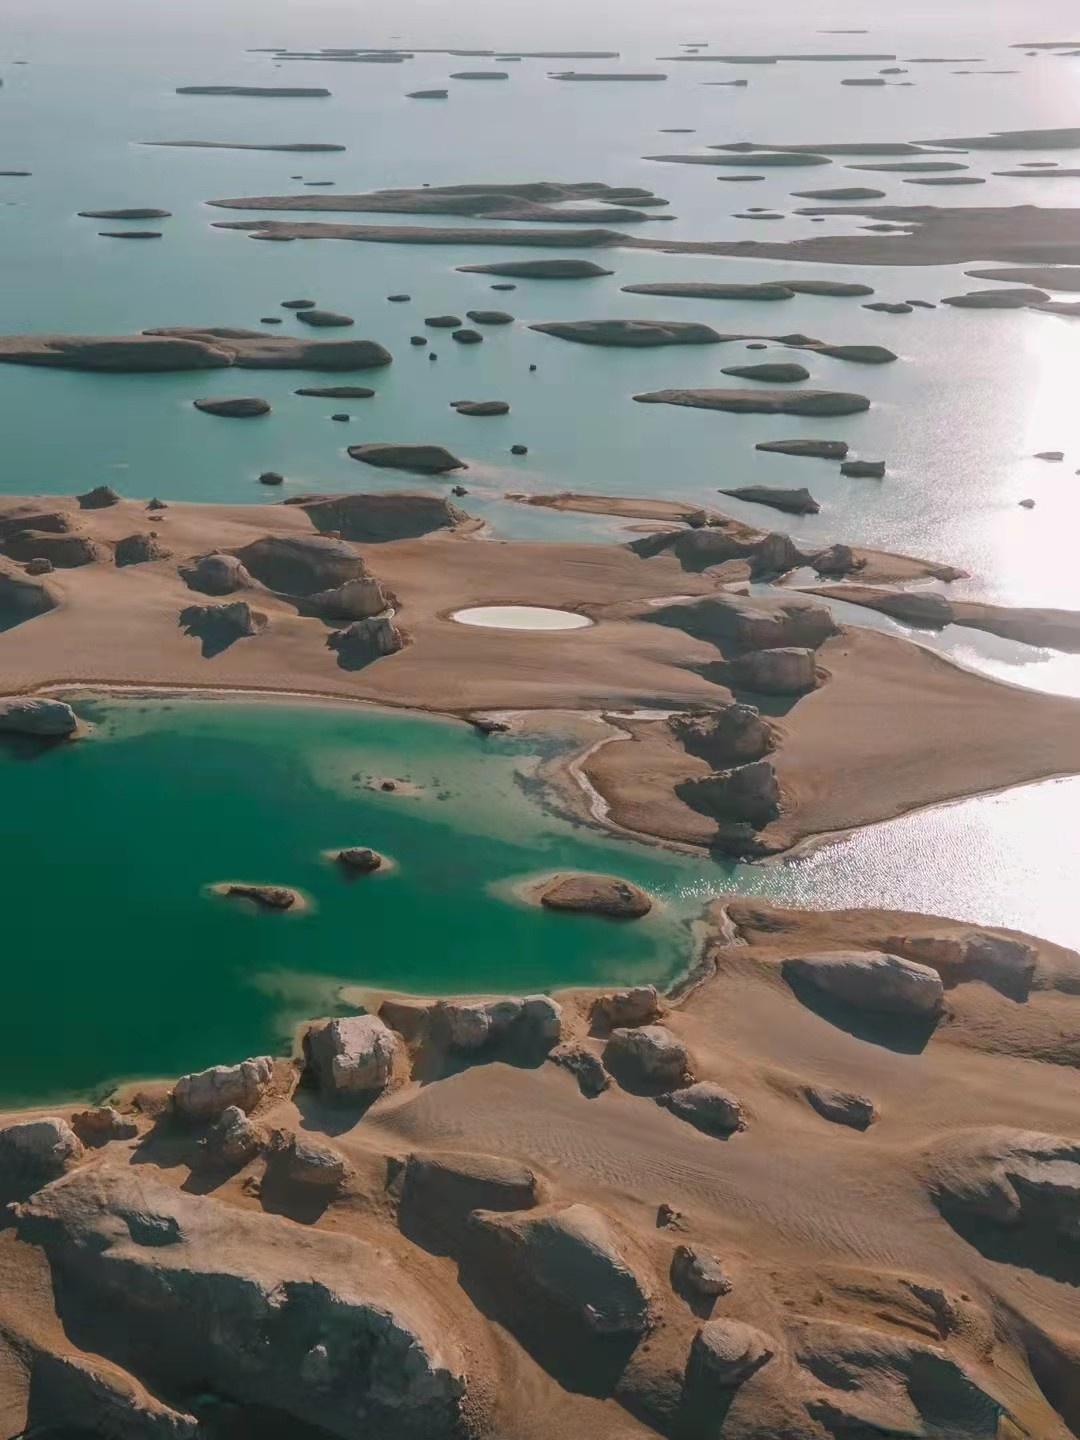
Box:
451;606;593;630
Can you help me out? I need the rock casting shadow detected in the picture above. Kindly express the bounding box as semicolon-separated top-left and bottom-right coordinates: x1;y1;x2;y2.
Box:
179;605;246;658
781;964;941;1054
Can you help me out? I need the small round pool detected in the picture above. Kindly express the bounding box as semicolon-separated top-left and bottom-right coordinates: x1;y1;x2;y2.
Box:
451;605;593;631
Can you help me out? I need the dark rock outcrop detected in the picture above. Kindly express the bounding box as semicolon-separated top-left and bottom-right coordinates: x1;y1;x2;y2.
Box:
295;385;375;398
670;704;772;766
295;308;354;327
78;207;172;219
804;1085;877;1129
756;438;849;459
720;484;819;514
347;442;465;473
336;845;383;872
452;328;483;344
193;396;270;417
680;758;780;827
200;1106;262;1168
457;258;613;278
547;1043;611;1097
635;387;870;416
0;328;392;373
2;530;105;567
77;484;121;509
401;1151;540;1242
465;309;514;324
655;591;837;652
220;883;298;910
721;361;810;382
841;458;886;477
671;1245;732;1298
0;1117;83;1184
451;399;510;416
532;319;720;347
181;600;267;640
0;696;77;737
327;615;405;662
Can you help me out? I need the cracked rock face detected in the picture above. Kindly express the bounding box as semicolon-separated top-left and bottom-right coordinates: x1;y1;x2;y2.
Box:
16;1167;474;1440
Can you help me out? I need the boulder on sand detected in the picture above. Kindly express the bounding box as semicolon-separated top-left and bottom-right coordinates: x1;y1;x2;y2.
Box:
114;532;172;566
547;1043;611;1097
193;396;270;418
232;533;366;596
181;600;267;639
70;1107;138;1144
309;577;388;621
0;696;77;737
467;1202;654;1337
804;1085;877;1129
784;950;945;1017
688;1320;774;1386
269;1130;347;1188
537;872;653;919
179;552;256;596
171;1055;273;1121
730;646;817;695
347;442;465;474
925;1128;1080;1240
15;1167;474;1440
0;1117;83;1183
605;1025;690;1088
327;615;405;662
200;1105;262;1167
2;531;104;567
401;1151;540;1240
671;1245;732;1298
430;995;562;1055
304;1014;402;1100
658;1081;746;1136
590;985;662;1030
720;484;819;515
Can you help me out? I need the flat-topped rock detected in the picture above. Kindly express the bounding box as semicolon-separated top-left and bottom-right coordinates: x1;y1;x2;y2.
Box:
721;362;810;382
0;329;391;373
531;319;720;347
456;258;614;278
465;309;514;324
757;441;850;468
731;646;818;694
233;534;366;596
841;459;887;477
78;207;172;219
537;872;653;918
299;491;466;541
655;591;838;651
451;399;510;416
193;396;270;417
635;387;870;416
295;385;375;398
784;950;945;1017
0;696;77;736
942;288;1049;309
402;1151;540;1231
172;1055;273;1121
177;84;331;97
348;442;465;473
295;308;354;327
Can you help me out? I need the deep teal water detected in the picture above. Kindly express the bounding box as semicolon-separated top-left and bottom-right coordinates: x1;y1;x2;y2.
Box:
2;697;1078;1107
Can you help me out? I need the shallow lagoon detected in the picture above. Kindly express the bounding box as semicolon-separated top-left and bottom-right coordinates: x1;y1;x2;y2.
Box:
2;696;1078;1107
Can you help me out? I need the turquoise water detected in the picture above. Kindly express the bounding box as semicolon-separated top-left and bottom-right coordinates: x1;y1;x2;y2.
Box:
1;696;1078;1107
3;0;1080;603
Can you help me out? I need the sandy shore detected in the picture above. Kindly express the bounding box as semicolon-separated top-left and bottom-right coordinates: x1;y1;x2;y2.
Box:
2;898;1078;1438
4;492;1080;860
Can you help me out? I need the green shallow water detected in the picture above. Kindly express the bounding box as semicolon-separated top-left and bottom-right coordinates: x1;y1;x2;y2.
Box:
3;695;1080;1108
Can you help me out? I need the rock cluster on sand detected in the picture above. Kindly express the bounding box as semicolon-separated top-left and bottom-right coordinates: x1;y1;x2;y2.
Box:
15;1168;471;1439
537;872;653;918
784;950;945;1017
0;696;77;737
305;1014;402;1100
172;1055;273;1122
347;442;465;473
426;996;563;1056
